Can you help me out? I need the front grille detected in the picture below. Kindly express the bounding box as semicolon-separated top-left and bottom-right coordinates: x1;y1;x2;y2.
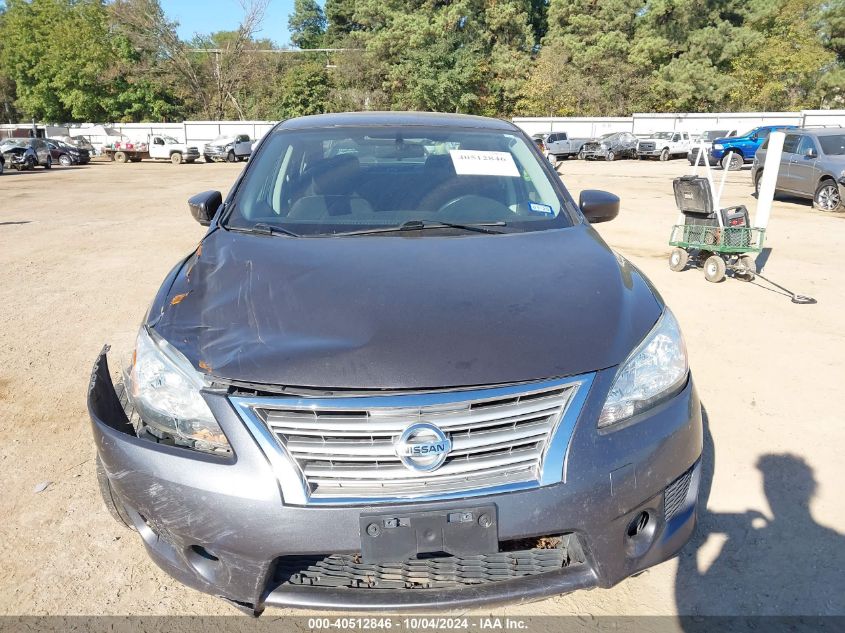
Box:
247;379;582;502
664;467;694;520
582;142;600;152
639;142;656;152
273;536;583;590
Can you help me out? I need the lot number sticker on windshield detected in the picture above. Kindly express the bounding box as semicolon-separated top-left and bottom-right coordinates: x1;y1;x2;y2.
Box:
449;150;520;177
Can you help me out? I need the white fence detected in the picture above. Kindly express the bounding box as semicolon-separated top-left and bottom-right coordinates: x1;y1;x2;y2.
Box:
4;109;844;150
512;110;845;138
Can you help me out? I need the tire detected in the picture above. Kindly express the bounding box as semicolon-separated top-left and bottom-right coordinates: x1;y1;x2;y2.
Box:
735;255;756;282
114;151;128;164
814;179;842;212
704;255;726;283
171;152;183;165
59;154;72;167
669;248;689;272
95;456;134;530
606;151;615;162
227;150;236;163
577;149;585;160
721;151;743;171
0;160;4;176
754;170;762;196
44;156;52;169
660;148;670;161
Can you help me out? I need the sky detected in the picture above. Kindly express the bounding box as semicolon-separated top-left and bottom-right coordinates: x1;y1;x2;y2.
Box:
161;0;301;47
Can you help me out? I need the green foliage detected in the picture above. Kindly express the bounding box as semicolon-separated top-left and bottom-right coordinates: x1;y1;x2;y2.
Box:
289;0;327;49
275;60;330;119
0;0;843;122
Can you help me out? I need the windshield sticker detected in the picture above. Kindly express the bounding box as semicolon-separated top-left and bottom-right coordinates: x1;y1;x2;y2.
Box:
449;150;520;177
529;202;555;215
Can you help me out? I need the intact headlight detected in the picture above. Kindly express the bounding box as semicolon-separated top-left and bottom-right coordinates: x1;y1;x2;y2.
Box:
125;327;230;453
598;309;688;429
713;143;724;150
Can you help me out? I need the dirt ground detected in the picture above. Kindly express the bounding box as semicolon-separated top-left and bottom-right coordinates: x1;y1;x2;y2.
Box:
0;155;843;619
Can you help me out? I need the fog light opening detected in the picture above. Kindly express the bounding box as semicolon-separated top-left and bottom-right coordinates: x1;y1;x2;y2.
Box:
624;510;657;558
627;511;650;538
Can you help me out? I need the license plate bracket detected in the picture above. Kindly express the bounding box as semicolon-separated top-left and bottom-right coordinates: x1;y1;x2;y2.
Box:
359;505;498;563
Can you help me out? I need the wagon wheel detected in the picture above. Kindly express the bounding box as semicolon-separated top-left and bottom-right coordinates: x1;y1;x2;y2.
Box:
734;255;757;282
668;248;688;272
703;255;726;283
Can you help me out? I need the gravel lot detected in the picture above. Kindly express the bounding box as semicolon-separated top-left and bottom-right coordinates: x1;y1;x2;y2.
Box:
1;157;842;618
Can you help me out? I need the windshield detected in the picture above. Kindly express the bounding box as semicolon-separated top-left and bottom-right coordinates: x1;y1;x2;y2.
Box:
161;136;179;144
703;130;728;141
653;132;673;140
818;135;845;155
225;126;574;237
599;133;614;140
211;135;234;144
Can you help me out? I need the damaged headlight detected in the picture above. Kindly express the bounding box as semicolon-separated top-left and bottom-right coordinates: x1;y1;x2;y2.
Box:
598;309;688;429
125;327;230;453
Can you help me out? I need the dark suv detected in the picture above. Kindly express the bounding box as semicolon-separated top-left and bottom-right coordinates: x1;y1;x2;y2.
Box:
0;138;52;170
89;112;702;614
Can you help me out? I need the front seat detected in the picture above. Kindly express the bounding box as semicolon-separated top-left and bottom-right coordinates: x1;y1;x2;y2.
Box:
288;155;373;219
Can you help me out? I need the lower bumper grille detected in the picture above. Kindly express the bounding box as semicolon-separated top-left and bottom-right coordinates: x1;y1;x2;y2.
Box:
274;536;583;590
665;466;694;520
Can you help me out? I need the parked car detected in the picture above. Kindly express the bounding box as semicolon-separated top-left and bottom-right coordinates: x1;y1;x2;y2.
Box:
579;131;639;161
753;128;845;212
636;131;692;161
89;111;701;614
543;132;587;161
710;125;797;171
204;134;253;162
688;130;737;166
46;139;89;166
0;138;52;170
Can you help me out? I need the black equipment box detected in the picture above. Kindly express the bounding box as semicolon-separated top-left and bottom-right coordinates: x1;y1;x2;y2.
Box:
673;175;714;216
720;205;749;227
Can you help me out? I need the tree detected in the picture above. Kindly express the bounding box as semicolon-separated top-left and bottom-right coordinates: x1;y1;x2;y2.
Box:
275;60;330;118
289;0;326;49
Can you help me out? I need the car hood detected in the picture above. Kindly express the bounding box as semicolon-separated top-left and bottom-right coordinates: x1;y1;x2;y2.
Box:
150;224;661;389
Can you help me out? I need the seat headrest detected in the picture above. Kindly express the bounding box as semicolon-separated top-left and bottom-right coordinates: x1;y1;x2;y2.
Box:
424;154;455;177
311;154;361;195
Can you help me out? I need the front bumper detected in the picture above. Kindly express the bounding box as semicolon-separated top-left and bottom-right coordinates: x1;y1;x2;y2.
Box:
89;349;702;613
204;147;232;161
580;149;609;160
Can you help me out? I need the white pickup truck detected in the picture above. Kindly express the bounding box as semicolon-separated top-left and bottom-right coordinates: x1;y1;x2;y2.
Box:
102;135;200;165
541;132;588;161
636;131;691;161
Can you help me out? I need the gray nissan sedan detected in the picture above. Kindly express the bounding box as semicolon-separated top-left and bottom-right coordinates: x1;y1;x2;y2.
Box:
89;112;702;614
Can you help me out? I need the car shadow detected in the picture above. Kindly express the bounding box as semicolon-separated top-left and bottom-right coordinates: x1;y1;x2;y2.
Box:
0;221;31;226
674;408;845;618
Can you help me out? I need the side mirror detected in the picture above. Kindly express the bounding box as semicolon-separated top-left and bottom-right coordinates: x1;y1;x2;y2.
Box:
804;147;817;159
580;190;620;224
188;190;222;226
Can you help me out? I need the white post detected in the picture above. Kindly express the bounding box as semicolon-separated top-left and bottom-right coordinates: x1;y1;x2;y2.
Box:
755;131;785;229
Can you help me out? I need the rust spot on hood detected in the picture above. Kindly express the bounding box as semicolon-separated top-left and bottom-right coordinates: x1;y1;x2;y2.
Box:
170;292;190;305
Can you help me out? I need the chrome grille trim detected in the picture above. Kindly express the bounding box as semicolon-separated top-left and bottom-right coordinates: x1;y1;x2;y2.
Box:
230;374;594;506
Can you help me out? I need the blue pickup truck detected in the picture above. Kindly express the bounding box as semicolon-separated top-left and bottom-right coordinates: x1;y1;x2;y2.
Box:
710;125;798;171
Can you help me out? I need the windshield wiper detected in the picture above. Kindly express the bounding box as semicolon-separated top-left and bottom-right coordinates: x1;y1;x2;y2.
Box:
227;223;301;238
331;219;507;237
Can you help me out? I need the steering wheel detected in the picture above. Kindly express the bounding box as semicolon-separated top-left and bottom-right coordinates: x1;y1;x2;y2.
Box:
436;194;512;221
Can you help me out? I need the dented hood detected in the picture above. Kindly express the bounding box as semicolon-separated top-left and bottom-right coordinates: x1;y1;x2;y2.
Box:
150;225;661;389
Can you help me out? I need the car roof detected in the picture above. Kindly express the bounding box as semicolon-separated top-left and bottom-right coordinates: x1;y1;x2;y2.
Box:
798;128;845;137
276;111;518;132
